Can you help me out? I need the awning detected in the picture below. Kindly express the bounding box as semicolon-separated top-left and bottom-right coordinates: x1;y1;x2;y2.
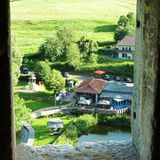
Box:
78;97;91;105
100;92;132;100
114;98;125;102
97;99;110;105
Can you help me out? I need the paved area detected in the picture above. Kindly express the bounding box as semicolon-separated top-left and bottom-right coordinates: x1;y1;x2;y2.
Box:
70;75;93;83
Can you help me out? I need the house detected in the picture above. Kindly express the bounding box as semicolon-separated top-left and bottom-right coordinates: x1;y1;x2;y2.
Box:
99;81;133;111
116;36;135;59
75;78;106;105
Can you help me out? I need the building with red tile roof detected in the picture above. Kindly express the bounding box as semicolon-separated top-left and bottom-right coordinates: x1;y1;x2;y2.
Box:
76;78;106;94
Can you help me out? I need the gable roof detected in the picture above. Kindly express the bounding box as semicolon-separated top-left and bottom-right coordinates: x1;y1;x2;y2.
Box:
75;78;106;94
117;36;135;46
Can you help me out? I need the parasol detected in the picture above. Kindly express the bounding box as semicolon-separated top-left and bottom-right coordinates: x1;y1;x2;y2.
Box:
94;70;105;75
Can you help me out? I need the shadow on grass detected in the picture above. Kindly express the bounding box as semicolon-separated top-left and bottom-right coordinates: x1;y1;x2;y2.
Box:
95;25;117;32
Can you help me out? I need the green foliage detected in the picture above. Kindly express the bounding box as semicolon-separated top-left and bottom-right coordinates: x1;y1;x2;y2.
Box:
17;90;69;111
12;36;23;85
114;26;129;42
31;115;74;146
114;12;136;41
56;114;97;145
74;114;98;134
39;36;62;61
56;25;77;49
14;94;32;132
38;25;77;62
45;69;65;94
89;53;98;64
78;36;98;60
34;61;52;81
97;114;131;128
66;43;81;70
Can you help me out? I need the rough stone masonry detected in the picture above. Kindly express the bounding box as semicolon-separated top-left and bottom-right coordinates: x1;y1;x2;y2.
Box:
16;141;138;160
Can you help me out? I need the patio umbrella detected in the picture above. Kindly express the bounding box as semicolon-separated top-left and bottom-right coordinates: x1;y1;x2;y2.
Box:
94;70;105;75
94;70;105;76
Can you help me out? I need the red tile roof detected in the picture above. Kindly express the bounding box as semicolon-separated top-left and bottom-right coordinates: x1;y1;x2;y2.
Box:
117;36;135;46
76;78;106;94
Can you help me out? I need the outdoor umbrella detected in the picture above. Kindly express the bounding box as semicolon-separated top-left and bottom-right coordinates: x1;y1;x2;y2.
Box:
94;70;105;77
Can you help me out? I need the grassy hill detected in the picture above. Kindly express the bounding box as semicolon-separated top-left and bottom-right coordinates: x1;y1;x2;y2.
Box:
11;0;136;56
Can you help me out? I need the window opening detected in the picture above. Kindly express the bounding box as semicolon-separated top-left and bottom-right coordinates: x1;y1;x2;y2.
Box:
10;0;136;157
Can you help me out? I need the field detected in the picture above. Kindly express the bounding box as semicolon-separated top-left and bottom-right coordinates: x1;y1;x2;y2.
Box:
11;0;136;56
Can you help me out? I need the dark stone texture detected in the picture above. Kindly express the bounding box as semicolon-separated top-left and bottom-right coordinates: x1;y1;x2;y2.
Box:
0;0;15;160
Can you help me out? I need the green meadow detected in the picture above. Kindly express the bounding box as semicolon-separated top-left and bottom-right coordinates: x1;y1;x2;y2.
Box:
11;0;136;56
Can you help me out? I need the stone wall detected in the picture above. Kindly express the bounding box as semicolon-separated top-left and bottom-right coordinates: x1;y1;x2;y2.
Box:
16;141;138;160
132;0;160;159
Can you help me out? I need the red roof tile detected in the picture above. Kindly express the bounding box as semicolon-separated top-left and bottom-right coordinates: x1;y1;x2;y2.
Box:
76;78;106;94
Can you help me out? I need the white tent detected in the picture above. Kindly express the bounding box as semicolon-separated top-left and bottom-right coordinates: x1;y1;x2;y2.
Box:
47;118;64;130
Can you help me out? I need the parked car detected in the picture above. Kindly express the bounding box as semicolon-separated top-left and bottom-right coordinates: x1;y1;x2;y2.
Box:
20;66;29;74
55;93;63;101
114;76;121;81
63;72;70;78
103;74;110;80
124;77;133;83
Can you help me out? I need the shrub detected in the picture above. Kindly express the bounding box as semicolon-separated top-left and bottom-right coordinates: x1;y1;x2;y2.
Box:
56;114;97;145
97;114;131;128
14;94;32;132
34;61;52;81
75;114;98;134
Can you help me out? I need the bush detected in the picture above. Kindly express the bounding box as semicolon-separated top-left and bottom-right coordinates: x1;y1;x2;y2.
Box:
56;114;97;145
34;61;52;81
14;94;32;132
97;114;131;128
75;114;98;134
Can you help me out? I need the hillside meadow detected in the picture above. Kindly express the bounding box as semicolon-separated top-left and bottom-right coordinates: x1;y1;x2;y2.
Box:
11;0;136;56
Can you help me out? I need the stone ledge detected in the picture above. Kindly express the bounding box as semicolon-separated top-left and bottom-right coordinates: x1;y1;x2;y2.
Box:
16;140;138;160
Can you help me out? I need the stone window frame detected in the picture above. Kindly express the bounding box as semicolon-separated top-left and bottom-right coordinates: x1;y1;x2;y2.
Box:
1;1;160;160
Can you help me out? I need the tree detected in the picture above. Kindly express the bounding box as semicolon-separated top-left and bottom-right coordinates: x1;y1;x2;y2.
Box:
56;25;77;49
114;26;129;42
14;94;32;132
38;25;77;62
89;53;98;64
34;61;52;81
114;12;135;42
12;36;23;85
39;36;62;61
66;43;81;70
45;69;65;94
78;36;98;60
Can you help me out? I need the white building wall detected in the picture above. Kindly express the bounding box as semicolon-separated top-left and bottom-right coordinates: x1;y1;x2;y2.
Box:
118;53;133;59
117;45;135;51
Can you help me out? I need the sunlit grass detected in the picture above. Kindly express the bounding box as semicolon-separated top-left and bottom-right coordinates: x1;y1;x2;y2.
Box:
31;115;74;146
11;0;136;55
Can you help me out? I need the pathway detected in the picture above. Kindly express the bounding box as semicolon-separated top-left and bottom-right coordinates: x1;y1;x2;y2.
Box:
32;103;73;118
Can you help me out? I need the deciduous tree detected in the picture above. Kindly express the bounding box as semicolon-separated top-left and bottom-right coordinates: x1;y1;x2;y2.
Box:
66;43;81;70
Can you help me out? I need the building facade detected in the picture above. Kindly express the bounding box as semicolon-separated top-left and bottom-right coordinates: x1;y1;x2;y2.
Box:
116;36;135;59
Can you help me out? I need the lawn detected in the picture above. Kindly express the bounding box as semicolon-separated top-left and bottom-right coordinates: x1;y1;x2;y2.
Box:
31;115;75;146
17;89;69;111
11;0;136;56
